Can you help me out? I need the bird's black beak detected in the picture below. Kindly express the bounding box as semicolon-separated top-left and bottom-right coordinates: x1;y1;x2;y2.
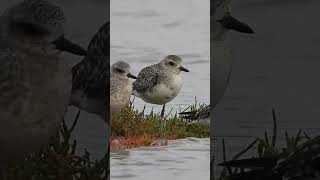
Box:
127;73;137;79
53;36;87;56
179;66;189;72
218;15;254;34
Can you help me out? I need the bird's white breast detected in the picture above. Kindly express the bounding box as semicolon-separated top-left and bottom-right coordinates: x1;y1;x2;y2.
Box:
144;73;182;105
212;31;232;108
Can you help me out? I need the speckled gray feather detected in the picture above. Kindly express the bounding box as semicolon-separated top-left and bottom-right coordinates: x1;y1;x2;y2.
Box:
132;64;160;93
70;22;109;116
72;22;109;92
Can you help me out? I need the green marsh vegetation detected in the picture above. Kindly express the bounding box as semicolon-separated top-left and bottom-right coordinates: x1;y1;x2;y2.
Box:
0;111;108;180
214;109;320;180
111;98;210;147
0;98;210;179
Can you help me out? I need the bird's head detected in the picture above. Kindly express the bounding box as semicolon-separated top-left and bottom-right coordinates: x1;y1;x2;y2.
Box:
111;61;137;79
161;55;189;74
2;0;86;56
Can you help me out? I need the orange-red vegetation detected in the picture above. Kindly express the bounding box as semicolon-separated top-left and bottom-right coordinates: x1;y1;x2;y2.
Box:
110;134;177;149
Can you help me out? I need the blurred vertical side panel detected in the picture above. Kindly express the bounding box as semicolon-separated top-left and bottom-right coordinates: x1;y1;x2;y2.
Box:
211;0;216;179
0;0;110;179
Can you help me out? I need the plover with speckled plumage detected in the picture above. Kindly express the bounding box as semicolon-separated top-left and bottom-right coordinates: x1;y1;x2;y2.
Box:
0;0;86;169
212;0;254;108
71;22;109;118
110;61;136;113
132;55;189;117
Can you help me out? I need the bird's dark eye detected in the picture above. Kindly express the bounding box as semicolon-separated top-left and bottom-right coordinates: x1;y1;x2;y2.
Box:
116;68;125;73
169;62;175;66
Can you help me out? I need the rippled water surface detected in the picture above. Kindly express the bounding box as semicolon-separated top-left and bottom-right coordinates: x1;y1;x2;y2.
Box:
213;0;320;175
111;138;209;180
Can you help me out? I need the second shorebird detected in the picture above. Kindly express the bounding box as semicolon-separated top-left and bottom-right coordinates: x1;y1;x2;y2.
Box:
132;55;189;117
111;61;137;113
71;22;109;119
212;0;254;108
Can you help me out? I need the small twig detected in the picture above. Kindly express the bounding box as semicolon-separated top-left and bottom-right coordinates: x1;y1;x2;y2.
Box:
294;129;302;148
222;139;226;162
232;138;259;161
70;110;81;133
272;108;277;147
221;139;233;175
164;108;174;119
303;131;311;140
265;131;269;145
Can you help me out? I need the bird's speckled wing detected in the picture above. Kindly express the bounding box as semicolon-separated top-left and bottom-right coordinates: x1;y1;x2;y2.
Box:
87;22;109;57
133;65;159;93
71;21;109;92
70;22;109;116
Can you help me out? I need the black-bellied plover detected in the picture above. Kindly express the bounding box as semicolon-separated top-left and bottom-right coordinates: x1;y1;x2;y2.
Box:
70;22;109;119
132;55;189;117
111;61;137;113
212;0;254;108
0;0;86;169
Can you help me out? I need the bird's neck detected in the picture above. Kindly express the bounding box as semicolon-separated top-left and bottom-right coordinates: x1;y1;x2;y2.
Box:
212;22;228;41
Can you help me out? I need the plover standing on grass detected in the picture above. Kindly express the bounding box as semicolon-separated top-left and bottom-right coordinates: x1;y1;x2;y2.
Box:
0;0;86;169
212;0;254;108
110;61;137;113
133;55;189;117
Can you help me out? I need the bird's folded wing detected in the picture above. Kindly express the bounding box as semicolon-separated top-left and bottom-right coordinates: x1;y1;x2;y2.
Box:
70;21;109;111
71;21;110;93
87;22;110;57
133;66;159;93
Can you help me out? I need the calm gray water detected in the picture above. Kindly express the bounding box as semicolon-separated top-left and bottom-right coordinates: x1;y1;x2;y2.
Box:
110;0;210;179
213;0;320;176
111;138;209;180
0;0;108;160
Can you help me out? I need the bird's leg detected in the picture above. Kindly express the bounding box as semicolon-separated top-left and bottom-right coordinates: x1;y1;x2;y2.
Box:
157;104;166;137
160;104;166;118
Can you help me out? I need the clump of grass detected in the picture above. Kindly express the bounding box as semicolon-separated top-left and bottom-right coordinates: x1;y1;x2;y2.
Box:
215;108;320;180
111;99;210;148
0;110;108;180
179;97;210;122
